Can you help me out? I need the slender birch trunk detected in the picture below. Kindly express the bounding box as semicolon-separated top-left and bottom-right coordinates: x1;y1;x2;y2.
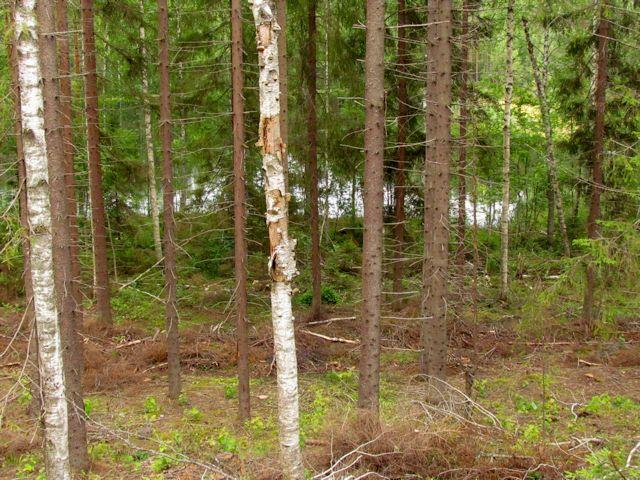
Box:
522;18;571;256
232;0;250;421
14;1;72;477
422;0;453;382
158;0;181;400
81;0;113;324
393;0;408;297
8;12;40;416
140;1;163;263
307;0;322;320
499;0;514;302
250;1;303;476
582;3;609;334
357;0;386;414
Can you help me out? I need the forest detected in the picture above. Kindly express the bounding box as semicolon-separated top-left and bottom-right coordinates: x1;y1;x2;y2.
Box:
0;0;639;478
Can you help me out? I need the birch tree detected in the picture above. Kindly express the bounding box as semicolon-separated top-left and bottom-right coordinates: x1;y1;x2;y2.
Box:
140;0;163;263
250;1;304;477
14;0;73;476
499;0;514;301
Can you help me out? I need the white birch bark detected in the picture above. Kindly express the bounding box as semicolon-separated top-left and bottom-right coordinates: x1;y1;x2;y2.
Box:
250;1;304;478
140;1;162;262
499;0;514;301
14;1;71;478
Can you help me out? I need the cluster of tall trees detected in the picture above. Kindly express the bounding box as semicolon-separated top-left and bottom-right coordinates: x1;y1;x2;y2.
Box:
3;0;638;478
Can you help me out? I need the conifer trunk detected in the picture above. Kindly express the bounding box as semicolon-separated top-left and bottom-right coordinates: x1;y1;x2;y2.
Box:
522;18;571;256
357;0;386;413
456;0;469;273
499;0;514;301
81;0;113;324
158;0;181;400
140;1;163;263
393;0;408;296
38;0;89;471
307;0;322;320
232;0;250;421
56;0;83;326
422;0;453;381
582;3;609;333
250;2;303;476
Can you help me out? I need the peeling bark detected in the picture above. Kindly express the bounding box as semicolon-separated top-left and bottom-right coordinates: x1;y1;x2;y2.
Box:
250;1;303;477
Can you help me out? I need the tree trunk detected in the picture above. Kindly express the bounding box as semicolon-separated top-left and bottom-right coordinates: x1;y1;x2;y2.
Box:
56;0;83;328
250;2;303;477
456;0;469;274
8;9;39;416
158;0;181;400
582;3;609;334
140;1;163;263
547;179;555;245
522;18;571;256
357;0;385;414
499;0;514;302
422;0;453;382
232;0;250;422
14;1;76;477
81;0;113;325
392;0;408;296
38;0;89;472
276;0;289;188
306;0;322;320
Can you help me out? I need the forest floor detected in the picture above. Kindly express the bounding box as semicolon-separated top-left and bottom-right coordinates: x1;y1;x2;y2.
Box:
1;286;640;479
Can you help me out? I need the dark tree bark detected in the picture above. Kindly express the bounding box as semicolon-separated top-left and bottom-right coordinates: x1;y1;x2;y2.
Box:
582;3;609;334
56;0;83;328
37;0;89;471
357;0;385;414
456;0;470;273
422;0;453;382
81;0;113;325
7;11;39;416
307;0;322;320
276;0;289;187
158;0;181;399
392;0;408;296
232;0;250;421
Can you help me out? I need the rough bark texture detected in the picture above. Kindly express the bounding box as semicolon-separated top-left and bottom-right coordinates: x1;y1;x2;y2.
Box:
357;0;385;413
422;0;453;382
37;0;89;472
499;0;514;302
8;10;40;416
232;0;250;421
522;18;571;257
456;0;469;273
276;0;288;186
157;0;181;400
56;0;83;327
307;0;322;320
81;0;113;325
14;1;72;476
250;1;303;477
140;0;163;263
582;4;609;333
393;0;408;296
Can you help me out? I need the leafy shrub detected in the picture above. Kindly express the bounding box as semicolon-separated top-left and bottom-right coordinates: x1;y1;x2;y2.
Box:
297;285;341;306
